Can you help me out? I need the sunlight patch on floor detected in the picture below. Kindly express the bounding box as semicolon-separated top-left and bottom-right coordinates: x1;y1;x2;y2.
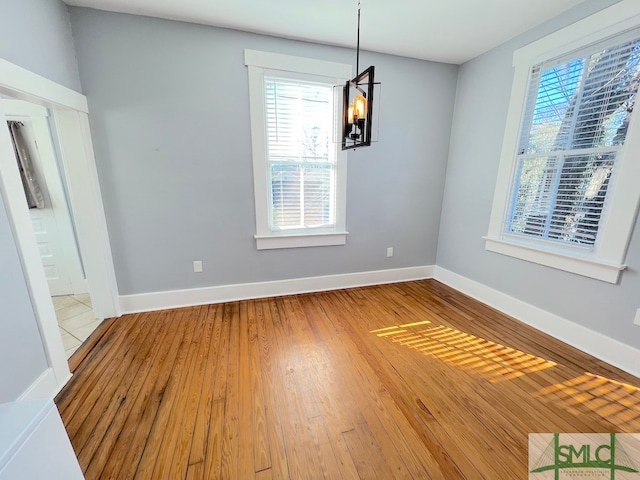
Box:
536;373;640;431
371;322;557;383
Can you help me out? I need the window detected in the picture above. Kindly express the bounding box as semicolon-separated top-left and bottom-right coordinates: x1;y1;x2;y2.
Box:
486;1;640;283
245;50;351;250
265;76;335;230
510;34;640;246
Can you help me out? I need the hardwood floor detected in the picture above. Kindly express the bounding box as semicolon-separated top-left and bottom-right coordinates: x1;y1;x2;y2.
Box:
56;280;640;479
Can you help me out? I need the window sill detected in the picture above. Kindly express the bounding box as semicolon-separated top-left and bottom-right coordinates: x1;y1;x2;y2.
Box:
483;236;626;284
255;231;348;250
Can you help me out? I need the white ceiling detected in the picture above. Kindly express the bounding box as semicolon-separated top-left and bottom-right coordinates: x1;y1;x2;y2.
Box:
63;0;587;64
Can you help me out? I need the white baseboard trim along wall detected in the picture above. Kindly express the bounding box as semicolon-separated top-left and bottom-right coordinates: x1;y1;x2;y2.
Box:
117;264;639;378
434;266;640;379
119;265;436;314
17;368;70;402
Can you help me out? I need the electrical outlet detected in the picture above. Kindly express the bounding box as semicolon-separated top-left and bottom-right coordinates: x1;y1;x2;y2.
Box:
193;260;203;273
634;308;640;327
387;247;393;258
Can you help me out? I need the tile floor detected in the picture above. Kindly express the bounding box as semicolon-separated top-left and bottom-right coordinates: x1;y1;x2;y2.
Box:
53;294;101;359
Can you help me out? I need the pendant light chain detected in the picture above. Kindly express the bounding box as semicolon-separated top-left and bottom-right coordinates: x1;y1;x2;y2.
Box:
356;0;361;75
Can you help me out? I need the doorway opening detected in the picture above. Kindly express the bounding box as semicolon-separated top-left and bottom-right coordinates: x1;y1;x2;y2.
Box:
0;57;120;398
4;99;104;358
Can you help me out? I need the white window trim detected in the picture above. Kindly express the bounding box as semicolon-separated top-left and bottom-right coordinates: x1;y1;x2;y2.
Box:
485;0;640;284
245;49;352;250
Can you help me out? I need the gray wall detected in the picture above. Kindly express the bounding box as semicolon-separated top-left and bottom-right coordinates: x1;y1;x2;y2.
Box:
0;195;48;402
0;0;80;401
437;0;640;349
0;0;81;91
68;8;458;296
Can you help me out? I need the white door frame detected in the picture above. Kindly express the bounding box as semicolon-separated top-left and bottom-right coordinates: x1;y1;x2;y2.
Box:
0;58;120;396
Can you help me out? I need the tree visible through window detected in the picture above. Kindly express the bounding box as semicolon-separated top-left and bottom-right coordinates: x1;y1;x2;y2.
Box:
508;34;640;247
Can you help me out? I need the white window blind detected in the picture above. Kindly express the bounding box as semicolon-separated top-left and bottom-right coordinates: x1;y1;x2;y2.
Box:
264;76;336;231
507;33;640;247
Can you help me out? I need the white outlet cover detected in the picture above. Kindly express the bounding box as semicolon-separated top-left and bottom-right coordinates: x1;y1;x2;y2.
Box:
634;308;640;326
193;260;203;273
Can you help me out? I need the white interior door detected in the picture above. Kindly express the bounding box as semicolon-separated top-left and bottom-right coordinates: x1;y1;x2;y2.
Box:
4;99;87;296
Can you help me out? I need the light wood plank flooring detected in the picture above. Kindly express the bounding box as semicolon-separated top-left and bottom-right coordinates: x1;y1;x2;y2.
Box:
56;280;640;479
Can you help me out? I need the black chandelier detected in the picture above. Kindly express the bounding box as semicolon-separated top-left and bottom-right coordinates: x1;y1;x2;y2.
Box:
342;0;376;150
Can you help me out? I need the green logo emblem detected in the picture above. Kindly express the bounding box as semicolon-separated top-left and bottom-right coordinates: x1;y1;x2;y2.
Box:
529;433;640;479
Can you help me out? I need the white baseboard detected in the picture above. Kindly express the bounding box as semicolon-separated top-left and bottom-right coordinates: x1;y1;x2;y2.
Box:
119;265;436;314
71;278;89;296
17;368;63;401
434;266;640;379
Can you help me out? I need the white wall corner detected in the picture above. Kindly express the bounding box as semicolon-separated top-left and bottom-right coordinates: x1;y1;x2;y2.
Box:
434;266;640;379
119;265;436;314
